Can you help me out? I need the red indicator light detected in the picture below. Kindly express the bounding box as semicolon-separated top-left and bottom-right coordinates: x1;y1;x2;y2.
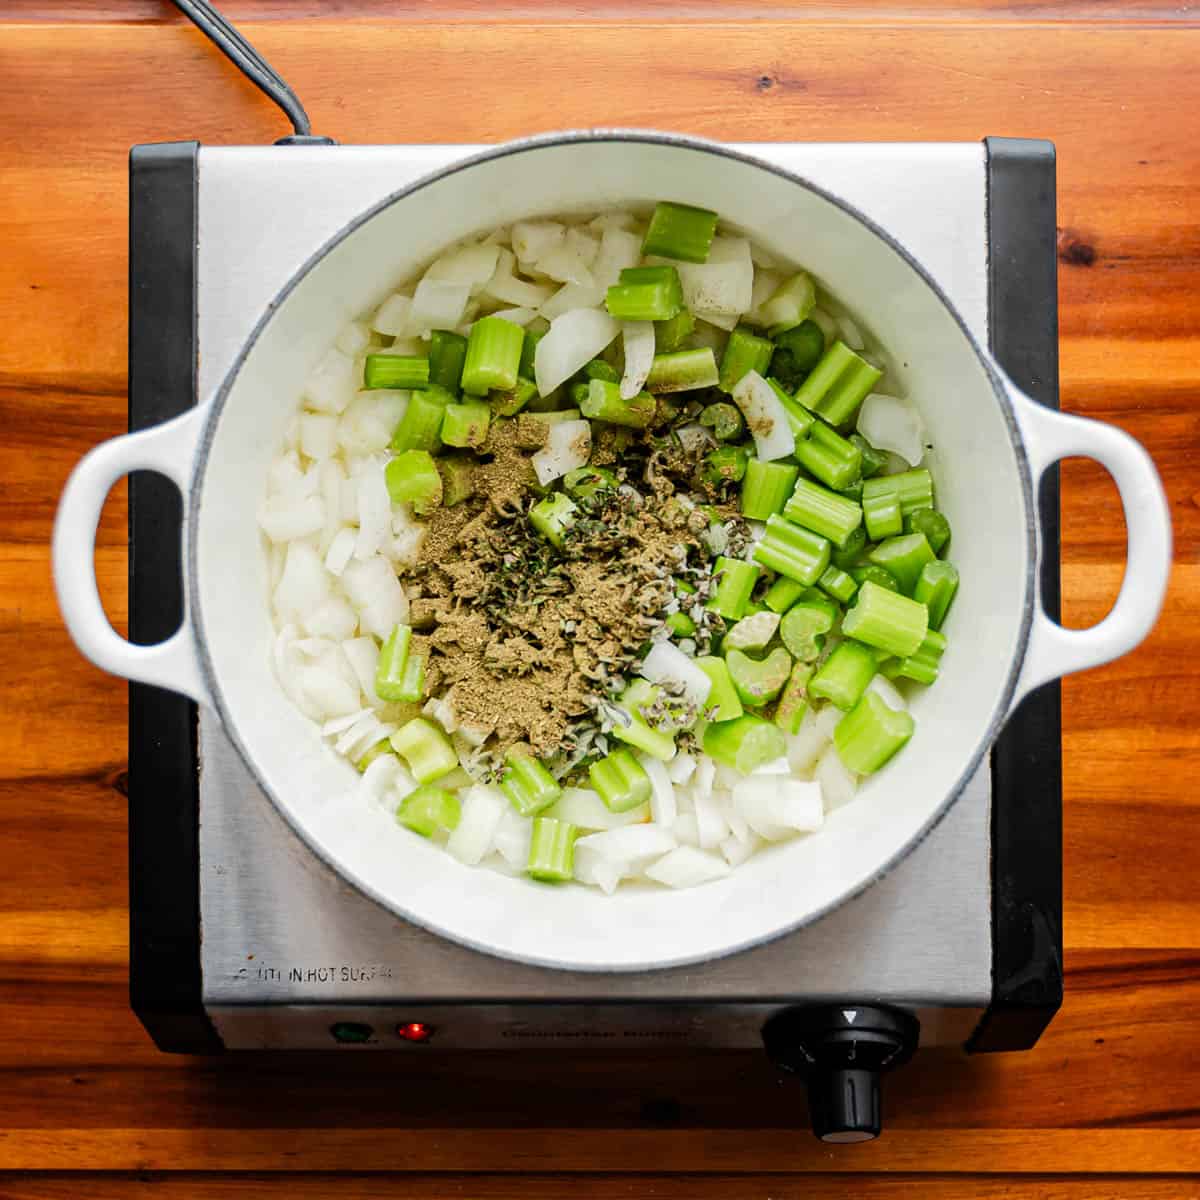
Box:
397;1021;435;1043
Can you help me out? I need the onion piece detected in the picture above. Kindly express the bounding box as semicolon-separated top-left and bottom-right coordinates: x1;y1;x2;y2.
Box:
693;789;729;850
537;243;595;289
592;227;642;289
539;282;605;321
667;753;696;786
732;777;824;840
485;248;556;309
532;419;592;486
257;494;325;543
341;636;384;707
576;853;624;895
857;393;927;467
423;241;501;293
447;785;507;866
511;220;565;264
534;307;620;396
324;527;357;576
407;278;470;334
335;321;371;357
548;787;649;831
301;665;361;720
620;321;655;399
357;753;401;807
576;826;676;868
489;306;538;327
493;808;533;868
299;414;338;461
354;468;392;561
371;294;413;336
720;830;763;867
640;754;677;829
341;554;407;638
815;744;859;809
672;813;701;846
731;370;796;462
322;709;371;737
645;845;730;888
670;237;754;316
639;642;713;709
302;347;357;414
274;542;330;624
867;675;908;712
837;313;865;351
304;596;358;641
810;307;838;344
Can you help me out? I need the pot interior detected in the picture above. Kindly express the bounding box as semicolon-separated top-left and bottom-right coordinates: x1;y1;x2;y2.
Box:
193;135;1031;971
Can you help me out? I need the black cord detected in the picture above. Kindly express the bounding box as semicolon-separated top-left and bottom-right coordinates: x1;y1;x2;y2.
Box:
168;0;331;143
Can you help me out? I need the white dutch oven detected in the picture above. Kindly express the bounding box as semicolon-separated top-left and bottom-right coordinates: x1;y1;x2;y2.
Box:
54;133;1171;972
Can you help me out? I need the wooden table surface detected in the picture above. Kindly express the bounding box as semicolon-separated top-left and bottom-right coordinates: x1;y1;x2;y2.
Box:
3;1;1199;1195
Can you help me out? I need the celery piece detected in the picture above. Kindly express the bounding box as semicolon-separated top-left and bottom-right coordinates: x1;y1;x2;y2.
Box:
355;738;394;774
905;507;952;556
563;465;618;501
763;576;807;614
763;273;818;337
526;817;577;883
779;602;835;662
390;718;458;783
723;610;782;653
645;348;720;394
850;563;900;594
793;340;882;428
862;486;903;541
606;265;684;322
841;580;928;658
364;354;429;391
850;432;887;479
695;656;744;722
741;459;800;521
703;714;787;774
914;560;959;631
893;628;948;686
817;565;857;605
461;315;525;395
706;557;761;621
808;640;877;711
436;455;475;507
783;477;864;548
589;748;653;813
490;377;538;417
397;785;461;837
440;399;491;449
390;387;452;454
702;444;751;489
501;749;563;817
726;646;793;707
518;328;544;380
376;623;425;703
428;329;467;393
834;691;915;774
752;513;831;586
699;401;745;441
867;532;936;596
719;326;776;393
794;418;863;491
385;449;443;514
581;378;655;428
529;492;578;547
642;201;719;263
656;308;696;353
831;524;868;571
774;661;814;735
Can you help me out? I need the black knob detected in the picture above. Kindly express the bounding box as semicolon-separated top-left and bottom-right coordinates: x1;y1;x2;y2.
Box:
762;1004;919;1143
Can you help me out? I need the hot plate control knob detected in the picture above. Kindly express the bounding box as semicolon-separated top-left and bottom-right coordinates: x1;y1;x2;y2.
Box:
761;1004;920;1143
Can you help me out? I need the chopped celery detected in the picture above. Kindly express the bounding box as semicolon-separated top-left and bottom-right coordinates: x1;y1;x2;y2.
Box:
605;265;684;321
397;785;461;837
355;738;394;774
794;418;863;491
490;377;538;417
762;272;817;336
563;464;618;501
723;610;782;653
364;354;429;391
793;340;881;427
699;401;745;441
774;661;814;734
589;748;653;813
666;611;697;638
830;524;867;571
763;576;807;614
702;444;751;488
862;486;903;541
584;358;620;383
834;691;915;774
656;308;695;353
385;449;443;514
645;348;720;393
726;646;793;707
518;328;543;380
702;714;787;774
526;817;577;882
696;656;744;722
501;748;563;817
642;201;719;263
816;564;858;605
850;563;900;594
529;492;578;547
752;514;831;586
914;560;959;630
719;326;775;393
440;399;491;449
376;623;426;703
611;680;676;760
893;628;947;685
390;387;452;453
867;532;936;595
741;459;800;521
841;580;928;658
390;718;458;783
783;477;864;548
779;601;835;662
436;455;475;506
428;329;467;393
905;507;952;555
861;468;934;517
581;378;655;428
706;557;761;621
461;315;524;395
850;433;887;479
808;640;877;710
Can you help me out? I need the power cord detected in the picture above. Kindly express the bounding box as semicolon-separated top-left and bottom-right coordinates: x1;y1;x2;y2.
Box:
167;0;334;144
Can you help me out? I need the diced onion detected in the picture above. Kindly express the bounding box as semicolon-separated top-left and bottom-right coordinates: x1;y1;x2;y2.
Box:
489;306;538;327
591;227;642;289
532;419;592;486
408;278;470;333
815;744;859;809
341;636;383;707
358;753;402;806
837;313;865;351
341;555;407;639
620;320;655;399
492;808;533;868
639;642;713;709
644;845;730;889
299;413;338;461
576;826;676;867
424;241;501;293
640;755;678;829
258;494;325;543
667;753;697;786
537;243;595;289
693;789;729;850
324;527;357;576
301;665;361;720
354;468;392;561
732;370;796;462
857;393;927;467
511;220;565;264
485;248;556;308
274;542;330;624
302;347;357;415
672;812;700;846
371;294;413;336
534;307;620;396
447;785;507;866
336;321;371;357
304;596;358;641
539;282;605;321
548;787;649;831
732;777;824;840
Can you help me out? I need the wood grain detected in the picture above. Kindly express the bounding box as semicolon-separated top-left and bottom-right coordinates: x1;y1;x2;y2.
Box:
1;5;1198;1197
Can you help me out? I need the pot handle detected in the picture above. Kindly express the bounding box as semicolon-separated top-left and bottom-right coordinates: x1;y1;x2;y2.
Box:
53;405;214;707
1006;382;1171;706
